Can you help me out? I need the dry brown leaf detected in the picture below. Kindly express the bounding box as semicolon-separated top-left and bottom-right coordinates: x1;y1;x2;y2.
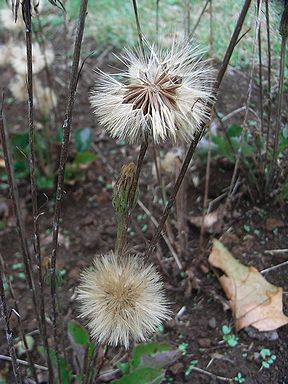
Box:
208;239;288;332
190;207;223;234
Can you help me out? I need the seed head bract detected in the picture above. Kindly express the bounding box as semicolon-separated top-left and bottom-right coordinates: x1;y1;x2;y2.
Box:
90;41;215;144
76;252;170;349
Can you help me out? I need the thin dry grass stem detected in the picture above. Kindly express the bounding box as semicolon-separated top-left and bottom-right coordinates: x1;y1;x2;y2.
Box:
156;0;160;41
145;0;252;259
0;355;48;372
257;0;264;134
270;4;288;188
175;157;188;257
50;0;88;381
190;0;210;38
131;0;145;56
0;257;22;383
224;0;263;210
22;1;54;380
0;256;39;384
209;0;213;56
200;116;213;251
265;0;272;162
0;96;40;327
183;0;191;37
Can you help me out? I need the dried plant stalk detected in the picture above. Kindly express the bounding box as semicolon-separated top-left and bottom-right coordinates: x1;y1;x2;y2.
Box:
50;0;88;380
145;0;252;259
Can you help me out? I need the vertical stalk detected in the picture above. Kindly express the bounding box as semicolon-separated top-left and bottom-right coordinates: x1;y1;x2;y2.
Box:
50;1;88;381
257;0;263;134
265;0;272;161
22;1;54;381
132;0;145;55
156;0;160;41
270;2;288;187
0;256;39;384
145;0;252;258
0;264;22;383
190;0;210;38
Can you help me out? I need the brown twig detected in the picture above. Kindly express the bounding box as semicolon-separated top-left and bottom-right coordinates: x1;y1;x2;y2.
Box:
190;0;210;38
145;0;252;259
265;0;272;162
132;0;145;56
0;260;22;383
50;0;88;381
22;1;54;380
0;256;39;384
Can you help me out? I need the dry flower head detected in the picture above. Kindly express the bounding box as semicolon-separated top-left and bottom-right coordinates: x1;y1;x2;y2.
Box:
10;43;54;76
90;41;214;144
77;252;170;348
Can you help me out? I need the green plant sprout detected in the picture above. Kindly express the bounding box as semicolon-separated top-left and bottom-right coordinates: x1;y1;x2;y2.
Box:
221;325;238;347
178;342;188;355
185;360;198;377
259;348;277;369
234;372;245;383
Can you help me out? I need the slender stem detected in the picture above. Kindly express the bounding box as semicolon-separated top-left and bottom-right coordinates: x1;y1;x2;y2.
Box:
23;1;54;380
145;0;252;258
0;355;48;372
50;0;88;382
257;0;263;134
190;0;210;38
0;265;22;383
117;139;149;256
132;0;145;56
270;35;287;185
265;0;272;163
0;256;39;384
156;0;160;42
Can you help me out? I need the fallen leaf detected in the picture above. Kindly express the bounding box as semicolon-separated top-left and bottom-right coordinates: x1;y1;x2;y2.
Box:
190;207;223;234
265;217;285;231
208;239;288;332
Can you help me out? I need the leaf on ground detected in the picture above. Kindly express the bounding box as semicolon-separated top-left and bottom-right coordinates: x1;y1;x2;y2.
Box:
189;207;223;234
208;239;288;332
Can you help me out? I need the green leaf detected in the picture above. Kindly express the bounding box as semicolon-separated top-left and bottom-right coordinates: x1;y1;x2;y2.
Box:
117;362;130;374
112;367;164;384
74;151;97;165
15;335;34;356
75;127;93;152
227;124;242;138
67;320;89;347
222;325;230;335
131;342;169;368
262;361;270;369
260;348;271;358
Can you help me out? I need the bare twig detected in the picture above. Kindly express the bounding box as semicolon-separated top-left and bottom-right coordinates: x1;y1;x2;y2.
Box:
190;366;232;382
0;264;22;383
22;1;53;380
50;0;88;381
0;256;39;384
0;354;48;371
132;0;145;55
190;0;210;38
145;0;252;259
265;0;272;161
261;260;288;274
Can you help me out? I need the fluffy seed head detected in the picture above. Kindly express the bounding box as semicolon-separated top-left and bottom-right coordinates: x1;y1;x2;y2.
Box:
76;252;170;348
10;43;54;76
90;41;215;144
0;43;12;67
0;7;24;32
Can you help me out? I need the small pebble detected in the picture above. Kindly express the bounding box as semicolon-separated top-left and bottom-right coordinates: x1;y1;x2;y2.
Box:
208;317;217;329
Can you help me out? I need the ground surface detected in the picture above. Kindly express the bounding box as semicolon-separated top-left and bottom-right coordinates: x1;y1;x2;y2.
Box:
0;18;288;384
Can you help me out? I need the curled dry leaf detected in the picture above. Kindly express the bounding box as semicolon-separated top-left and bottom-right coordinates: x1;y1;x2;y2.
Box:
208;239;288;332
189;207;223;234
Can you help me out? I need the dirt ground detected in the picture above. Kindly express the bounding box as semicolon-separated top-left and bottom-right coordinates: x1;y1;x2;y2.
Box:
0;36;288;384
